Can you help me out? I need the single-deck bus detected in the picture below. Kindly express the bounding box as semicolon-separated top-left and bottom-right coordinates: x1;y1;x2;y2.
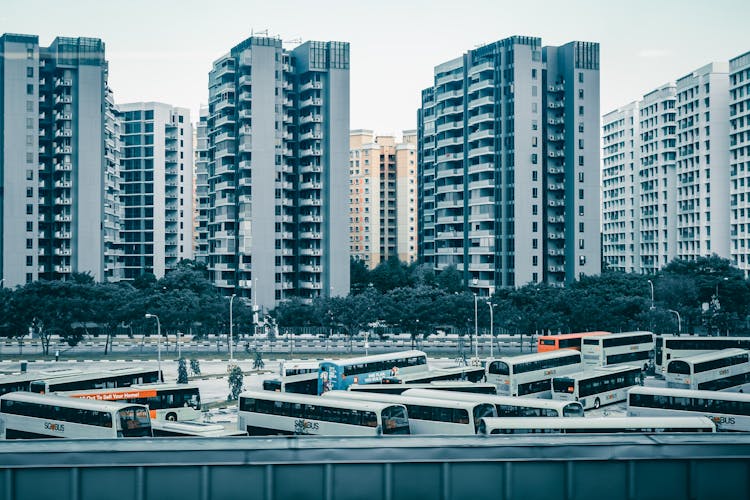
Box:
381;365;485;384
537;332;611;353
322;390;496;435
627;386;750;431
657;335;750;373
581;331;654;370
29;367;162;394
665;348;750;392
478;416;715;435
486;350;582;397
0;392;152;439
151;420;247;437
0;369;82;396
280;360;322;377
262;373;319;395
402;388;584;417
57;383;201;421
237;390;410;436
318;350;427;394
348;381;497;395
552;365;642;409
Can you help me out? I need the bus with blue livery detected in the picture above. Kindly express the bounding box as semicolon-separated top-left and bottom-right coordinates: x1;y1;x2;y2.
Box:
318;350;428;394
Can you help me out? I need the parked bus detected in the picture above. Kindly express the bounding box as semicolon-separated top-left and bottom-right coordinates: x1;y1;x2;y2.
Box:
627;386;750;431
322;390;496;435
262;373;319;395
29;367;162;394
57;384;201;421
581;331;654;370
656;335;750;373
486;350;582;397
552;365;642;410
537;332;611;353
280;360;322;377
381;365;486;384
151;420;247;437
349;381;497;395
237;390;410;436
318;350;428;394
0;368;83;396
665;348;750;392
402;388;584;418
478;416;715;435
0;392;152;439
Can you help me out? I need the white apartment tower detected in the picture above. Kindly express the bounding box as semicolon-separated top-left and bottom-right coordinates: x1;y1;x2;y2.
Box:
194;106;209;264
118;103;193;280
730;52;750;273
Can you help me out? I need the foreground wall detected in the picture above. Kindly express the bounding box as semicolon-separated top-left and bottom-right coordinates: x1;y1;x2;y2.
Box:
0;434;749;500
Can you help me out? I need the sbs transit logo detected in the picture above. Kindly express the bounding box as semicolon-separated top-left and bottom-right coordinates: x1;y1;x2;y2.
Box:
44;422;65;432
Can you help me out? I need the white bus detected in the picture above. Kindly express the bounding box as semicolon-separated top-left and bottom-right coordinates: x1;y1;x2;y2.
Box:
581;331;654;370
349;381;497;395
478;416;716;435
665;348;750;392
656;336;750;373
402;388;584;418
627;386;750;431
486;350;582;397
552;365;642;410
322;390;496;435
262;373;320;395
57;384;202;421
280;360;322;377
151;420;247;437
0;392;152;439
237;390;410;436
28;367;162;394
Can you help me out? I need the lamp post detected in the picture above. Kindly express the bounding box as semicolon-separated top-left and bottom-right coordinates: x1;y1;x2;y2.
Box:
668;309;682;335
473;293;479;360
144;314;162;382
647;279;655;310
488;300;494;358
229;294;236;364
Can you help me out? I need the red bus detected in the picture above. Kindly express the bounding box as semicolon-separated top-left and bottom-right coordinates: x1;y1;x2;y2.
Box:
537;332;611;353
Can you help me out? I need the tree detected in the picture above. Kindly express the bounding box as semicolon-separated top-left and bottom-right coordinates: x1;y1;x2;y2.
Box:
435;265;465;294
189;359;201;376
227;365;244;400
252;349;265;370
177;358;189;384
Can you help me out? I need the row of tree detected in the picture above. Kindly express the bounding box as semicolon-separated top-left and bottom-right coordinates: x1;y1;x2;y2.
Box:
2;256;750;355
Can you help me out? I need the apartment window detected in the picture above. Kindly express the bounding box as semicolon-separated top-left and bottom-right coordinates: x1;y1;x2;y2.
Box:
532;255;538;266
26;273;33;283
578;139;584;149
26;221;33;232
579;255;586;266
26;238;33;249
578;123;584;133
26;187;33;198
26;117;33;129
532;222;538;232
26;204;33;215
578;89;584;99
532;238;538;249
579;222;584;232
578;172;584;182
532;102;537;113
531;153;538;164
26;101;33;112
532;272;538;282
532;136;538;147
532;120;538;131
532;204;538;215
27;48;33;59
579;239;585;249
532;68;537;79
532;188;538;198
578;105;584;116
26;152;33;163
579;206;584;216
532;171;538;181
578;156;584;166
26;169;33;180
578;72;583;83
26;67;33;78
26;256;33;267
578;189;584;200
26;84;33;95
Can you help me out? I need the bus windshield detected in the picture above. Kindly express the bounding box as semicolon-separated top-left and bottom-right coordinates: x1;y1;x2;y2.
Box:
667;361;691;374
473;404;496;433
553;378;575;393
381;406;410;435
562;403;584;417
118;406;152;437
488;361;510;376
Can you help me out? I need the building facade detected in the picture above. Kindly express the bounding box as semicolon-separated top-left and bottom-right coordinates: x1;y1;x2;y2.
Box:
1;34;118;287
417;36;601;294
206;36;350;310
194;106;209;264
730;52;750;274
349;130;417;268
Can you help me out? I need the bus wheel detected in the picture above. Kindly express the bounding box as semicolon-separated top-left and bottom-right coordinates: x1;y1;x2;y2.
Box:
166;413;177;421
594;398;601;410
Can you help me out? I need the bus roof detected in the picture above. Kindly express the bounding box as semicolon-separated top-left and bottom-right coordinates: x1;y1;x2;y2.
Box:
480;416;715;430
151;420;246;437
277;372;320;383
554;365;641;381
322;390;490;410
661;335;750;342
402;389;580;410
587;331;653;340
628;386;750;402
239;390;403;413
55;383;199;397
666;348;748;364
538;331;611;340
0;391;148;412
489;349;581;365
392;366;484;383
319;350;426;367
29;367;160;385
0;369;83;385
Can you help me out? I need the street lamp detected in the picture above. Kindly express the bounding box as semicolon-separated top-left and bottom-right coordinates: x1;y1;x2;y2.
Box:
488;300;494;359
647;279;655;310
473;293;479;360
229;294;236;364
144;313;162;382
668;309;682;335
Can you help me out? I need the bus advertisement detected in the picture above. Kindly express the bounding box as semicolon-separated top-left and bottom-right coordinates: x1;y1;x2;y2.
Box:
537;332;611;353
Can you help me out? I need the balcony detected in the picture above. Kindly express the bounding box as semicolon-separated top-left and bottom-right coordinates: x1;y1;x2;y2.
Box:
54;180;71;189
54;248;71;256
300;80;322;92
55;128;72;138
55;112;71;122
54;265;71;274
55;78;72;87
300;181;321;191
54;95;72;105
299;198;321;206
54;214;72;222
300;148;322;157
238;74;252;87
300;114;322;125
300;97;322;108
299;248;322;257
299;231;321;240
54;146;72;155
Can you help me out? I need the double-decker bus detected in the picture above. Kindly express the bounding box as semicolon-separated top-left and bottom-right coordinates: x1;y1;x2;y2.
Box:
318;350;427;394
348;381;497;395
627;386;750;431
486;350;582;397
402;388;584;418
537;332;611;353
151;420;247;437
581;331;654;370
29;367;162;394
57;383;201;421
478;416;715;435
656;335;750;373
0;392;152;439
237;390;410;436
262;373;319;395
552;365;642;410
665;348;750;392
322;390;496;435
380;365;486;384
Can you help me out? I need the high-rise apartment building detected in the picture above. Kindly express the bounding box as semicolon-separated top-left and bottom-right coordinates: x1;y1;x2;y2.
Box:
349;130;417;268
206;36;350;310
418;36;601;294
730;52;750;273
1;34;118;286
194;106;209;264
118;102;193;280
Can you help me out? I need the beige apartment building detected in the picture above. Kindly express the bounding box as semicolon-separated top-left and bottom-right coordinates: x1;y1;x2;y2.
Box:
350;130;418;268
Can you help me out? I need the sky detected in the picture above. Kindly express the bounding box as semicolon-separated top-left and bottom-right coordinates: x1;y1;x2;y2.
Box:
2;0;749;135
